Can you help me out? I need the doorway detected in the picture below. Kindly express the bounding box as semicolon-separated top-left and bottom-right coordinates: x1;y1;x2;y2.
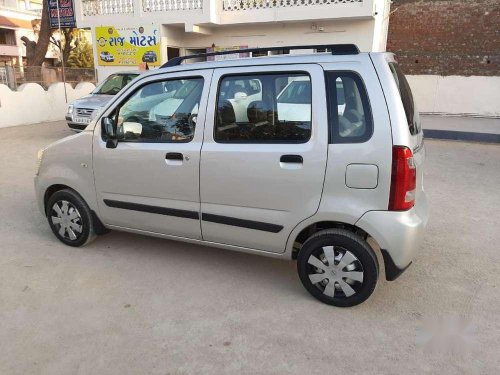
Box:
167;47;180;61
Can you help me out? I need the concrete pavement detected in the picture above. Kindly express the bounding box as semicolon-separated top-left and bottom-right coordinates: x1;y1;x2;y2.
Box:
0;121;499;374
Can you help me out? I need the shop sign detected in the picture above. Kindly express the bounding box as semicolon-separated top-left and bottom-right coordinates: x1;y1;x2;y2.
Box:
96;25;161;67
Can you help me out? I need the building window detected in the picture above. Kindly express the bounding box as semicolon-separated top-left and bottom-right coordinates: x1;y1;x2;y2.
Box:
0;29;16;46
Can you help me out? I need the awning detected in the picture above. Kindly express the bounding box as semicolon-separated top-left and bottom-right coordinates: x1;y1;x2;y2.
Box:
0;16;33;30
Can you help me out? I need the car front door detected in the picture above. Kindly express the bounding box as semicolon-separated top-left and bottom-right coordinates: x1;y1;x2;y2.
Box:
93;70;213;239
200;65;328;253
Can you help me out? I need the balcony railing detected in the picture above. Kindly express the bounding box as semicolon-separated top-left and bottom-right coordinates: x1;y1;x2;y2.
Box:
142;0;203;12
79;0;368;20
82;0;134;16
222;0;362;11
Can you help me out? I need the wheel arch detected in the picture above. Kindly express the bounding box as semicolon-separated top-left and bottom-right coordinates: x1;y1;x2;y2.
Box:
290;219;405;282
43;183;108;235
291;220;377;257
44;184;72;214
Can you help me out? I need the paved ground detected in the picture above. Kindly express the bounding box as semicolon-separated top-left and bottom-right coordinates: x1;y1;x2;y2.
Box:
1;121;499;375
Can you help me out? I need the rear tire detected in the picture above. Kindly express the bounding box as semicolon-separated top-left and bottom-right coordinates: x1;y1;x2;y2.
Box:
46;189;96;247
297;229;378;307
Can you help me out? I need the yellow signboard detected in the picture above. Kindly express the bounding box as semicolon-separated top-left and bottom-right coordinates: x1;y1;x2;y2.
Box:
96;25;161;67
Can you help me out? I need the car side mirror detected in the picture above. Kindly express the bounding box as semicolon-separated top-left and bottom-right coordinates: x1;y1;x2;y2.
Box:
102;117;118;149
121;121;143;138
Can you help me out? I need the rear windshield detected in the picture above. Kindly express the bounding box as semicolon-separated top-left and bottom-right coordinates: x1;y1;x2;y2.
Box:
388;62;420;135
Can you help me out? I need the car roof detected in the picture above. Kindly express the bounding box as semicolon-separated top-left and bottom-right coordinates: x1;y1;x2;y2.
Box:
140;52;382;79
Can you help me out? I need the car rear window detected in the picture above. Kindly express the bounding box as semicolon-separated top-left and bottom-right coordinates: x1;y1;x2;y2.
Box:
388;62;420;135
325;71;373;143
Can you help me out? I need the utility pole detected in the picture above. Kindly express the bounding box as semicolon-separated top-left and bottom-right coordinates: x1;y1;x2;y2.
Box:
55;0;68;103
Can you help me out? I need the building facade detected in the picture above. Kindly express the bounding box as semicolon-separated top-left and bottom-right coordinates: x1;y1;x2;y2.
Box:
74;0;392;79
0;0;50;66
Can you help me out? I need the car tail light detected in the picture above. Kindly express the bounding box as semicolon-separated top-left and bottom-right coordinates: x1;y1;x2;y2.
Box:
389;146;416;211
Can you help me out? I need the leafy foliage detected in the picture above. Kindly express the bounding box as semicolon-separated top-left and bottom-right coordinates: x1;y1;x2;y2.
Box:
68;42;95;68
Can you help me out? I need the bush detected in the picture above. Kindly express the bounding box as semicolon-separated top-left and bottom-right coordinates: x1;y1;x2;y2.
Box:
68;42;94;68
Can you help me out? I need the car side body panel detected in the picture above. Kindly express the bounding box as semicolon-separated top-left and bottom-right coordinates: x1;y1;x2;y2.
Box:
34;130;97;215
285;58;392;255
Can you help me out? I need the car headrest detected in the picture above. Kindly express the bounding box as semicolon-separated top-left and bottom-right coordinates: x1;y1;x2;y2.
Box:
345;94;358;110
344;109;362;123
247;101;269;123
217;100;236;124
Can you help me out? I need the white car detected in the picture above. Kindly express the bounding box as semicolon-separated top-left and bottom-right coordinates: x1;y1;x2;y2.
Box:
277;76;347;123
100;51;114;62
36;45;428;307
66;72;140;131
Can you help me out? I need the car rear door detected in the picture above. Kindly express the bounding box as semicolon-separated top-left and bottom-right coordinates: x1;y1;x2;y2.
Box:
199;64;328;253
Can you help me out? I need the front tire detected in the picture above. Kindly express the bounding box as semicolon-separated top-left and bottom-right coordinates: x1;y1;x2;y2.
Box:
297;229;379;307
46;189;96;247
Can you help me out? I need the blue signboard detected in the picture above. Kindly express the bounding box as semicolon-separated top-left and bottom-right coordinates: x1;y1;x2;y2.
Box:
48;0;77;29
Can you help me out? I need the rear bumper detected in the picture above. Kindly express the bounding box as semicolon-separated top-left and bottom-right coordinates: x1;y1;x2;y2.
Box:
355;192;429;279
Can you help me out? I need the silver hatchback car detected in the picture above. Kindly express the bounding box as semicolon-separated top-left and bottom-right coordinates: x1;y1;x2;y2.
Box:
35;45;428;307
66;71;140;131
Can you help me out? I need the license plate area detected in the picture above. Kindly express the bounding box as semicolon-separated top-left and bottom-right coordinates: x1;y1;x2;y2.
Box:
74;117;92;124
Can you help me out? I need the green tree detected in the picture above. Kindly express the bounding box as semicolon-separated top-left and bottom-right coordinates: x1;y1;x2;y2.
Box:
50;28;79;67
67;42;95;68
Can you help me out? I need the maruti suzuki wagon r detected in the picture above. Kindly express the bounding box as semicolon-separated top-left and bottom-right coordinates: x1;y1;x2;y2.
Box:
35;45;428;307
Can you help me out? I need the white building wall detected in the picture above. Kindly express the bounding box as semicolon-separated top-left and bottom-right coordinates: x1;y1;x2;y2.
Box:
371;0;390;52
74;0;391;82
92;18;380;81
163;19;377;53
0;82;95;128
407;75;500;118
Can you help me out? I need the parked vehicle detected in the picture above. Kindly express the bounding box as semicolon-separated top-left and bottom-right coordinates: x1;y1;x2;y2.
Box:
100;51;114;62
66;72;140;131
36;45;428;307
278;78;345;121
142;51;158;63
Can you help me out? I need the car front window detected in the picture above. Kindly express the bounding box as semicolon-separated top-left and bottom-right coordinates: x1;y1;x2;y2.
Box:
115;77;204;143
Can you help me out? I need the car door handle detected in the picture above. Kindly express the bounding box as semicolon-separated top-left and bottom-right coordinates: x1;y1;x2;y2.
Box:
280;155;303;164
165;152;183;160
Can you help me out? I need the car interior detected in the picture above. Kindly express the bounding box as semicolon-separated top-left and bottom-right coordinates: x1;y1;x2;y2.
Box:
117;78;204;142
215;74;312;142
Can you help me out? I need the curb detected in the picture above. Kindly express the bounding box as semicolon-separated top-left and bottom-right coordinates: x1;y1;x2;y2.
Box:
424;130;500;144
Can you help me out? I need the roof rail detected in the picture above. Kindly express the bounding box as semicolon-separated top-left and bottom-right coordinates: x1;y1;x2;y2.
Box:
160;44;360;68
